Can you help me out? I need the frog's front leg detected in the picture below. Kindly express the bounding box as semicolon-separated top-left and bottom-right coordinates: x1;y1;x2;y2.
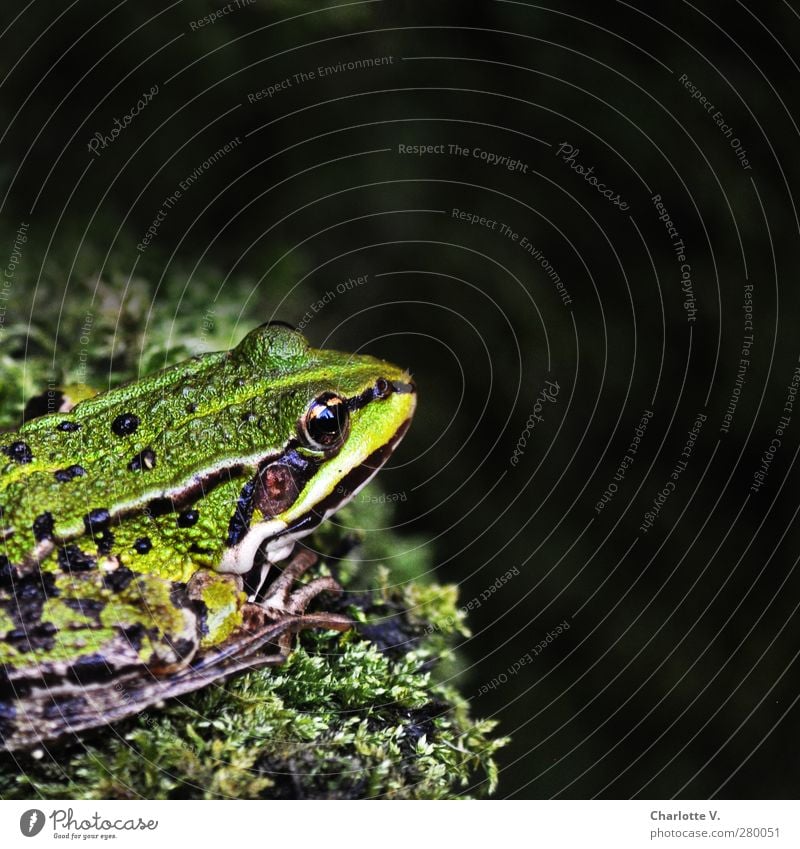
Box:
242;546;352;665
187;547;351;667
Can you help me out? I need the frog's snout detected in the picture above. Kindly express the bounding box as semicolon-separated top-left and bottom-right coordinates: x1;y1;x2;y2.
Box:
389;377;415;396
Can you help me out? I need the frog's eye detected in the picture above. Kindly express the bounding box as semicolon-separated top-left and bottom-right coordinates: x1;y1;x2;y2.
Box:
301;392;350;452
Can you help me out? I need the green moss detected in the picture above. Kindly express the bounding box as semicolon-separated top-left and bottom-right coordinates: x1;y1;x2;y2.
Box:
0;556;507;798
0;254;508;799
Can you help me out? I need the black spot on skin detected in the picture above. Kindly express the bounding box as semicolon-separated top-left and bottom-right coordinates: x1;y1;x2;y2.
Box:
147;497;173;517
54;464;86;483
32;511;54;542
177;508;199;528
14;571;58;602
121;623;146;651
128;447;157;472
2;441;33;464
0;556;13;588
57;545;97;573
186;402;198;414
168;637;197;662
67;654;114;685
169;582;194;611
56;420;81;432
95;529;115;555
42;694;88;721
3;572;59;635
111;412;140;436
226;479;256;547
241;411;256;423
6;621;58;653
83;508;110;533
63;598;105;620
133;537;152;555
104;566;134;593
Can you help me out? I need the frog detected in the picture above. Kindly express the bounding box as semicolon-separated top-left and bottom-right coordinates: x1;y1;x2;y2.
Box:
0;322;416;752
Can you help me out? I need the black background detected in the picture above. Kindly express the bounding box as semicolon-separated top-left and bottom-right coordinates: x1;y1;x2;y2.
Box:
1;0;799;798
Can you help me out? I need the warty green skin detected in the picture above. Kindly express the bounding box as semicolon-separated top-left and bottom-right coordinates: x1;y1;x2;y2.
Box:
0;323;416;751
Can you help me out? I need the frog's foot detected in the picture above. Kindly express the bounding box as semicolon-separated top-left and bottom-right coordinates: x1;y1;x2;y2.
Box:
243;546;351;664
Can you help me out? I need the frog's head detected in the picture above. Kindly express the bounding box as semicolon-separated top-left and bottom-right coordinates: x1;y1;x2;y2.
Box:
219;323;416;573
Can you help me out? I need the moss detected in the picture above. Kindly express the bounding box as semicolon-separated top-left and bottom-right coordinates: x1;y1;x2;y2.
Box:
0;255;508;799
0;538;507;798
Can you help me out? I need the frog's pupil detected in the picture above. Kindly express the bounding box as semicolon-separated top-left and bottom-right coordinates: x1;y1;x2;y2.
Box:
306;396;348;448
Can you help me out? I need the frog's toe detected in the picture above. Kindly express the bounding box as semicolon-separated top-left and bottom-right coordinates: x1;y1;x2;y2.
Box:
285;575;342;615
257;546;316;609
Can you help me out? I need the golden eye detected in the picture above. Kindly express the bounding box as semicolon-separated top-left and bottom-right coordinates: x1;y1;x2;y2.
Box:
301;392;350;452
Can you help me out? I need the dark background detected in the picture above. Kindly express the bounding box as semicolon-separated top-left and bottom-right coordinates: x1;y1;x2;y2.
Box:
1;0;799;798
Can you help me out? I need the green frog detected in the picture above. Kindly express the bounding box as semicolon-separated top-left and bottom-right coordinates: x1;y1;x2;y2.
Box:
0;322;416;751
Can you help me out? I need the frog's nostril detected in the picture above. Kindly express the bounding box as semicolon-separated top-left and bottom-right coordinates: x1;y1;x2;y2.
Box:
390;379;416;395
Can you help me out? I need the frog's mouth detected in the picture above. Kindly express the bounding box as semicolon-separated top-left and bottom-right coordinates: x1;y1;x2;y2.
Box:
219;406;414;577
284;416;413;539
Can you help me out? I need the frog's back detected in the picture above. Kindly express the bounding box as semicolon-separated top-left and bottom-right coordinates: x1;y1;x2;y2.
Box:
0;325;316;571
